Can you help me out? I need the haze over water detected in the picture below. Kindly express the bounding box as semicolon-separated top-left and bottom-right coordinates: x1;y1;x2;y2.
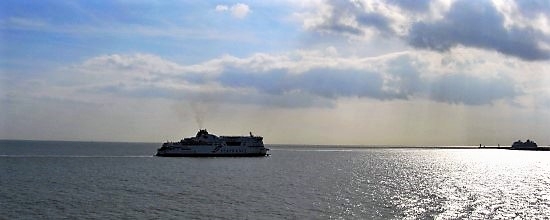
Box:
2;141;549;219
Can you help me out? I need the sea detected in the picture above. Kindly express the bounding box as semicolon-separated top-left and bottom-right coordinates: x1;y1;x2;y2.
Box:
1;140;549;219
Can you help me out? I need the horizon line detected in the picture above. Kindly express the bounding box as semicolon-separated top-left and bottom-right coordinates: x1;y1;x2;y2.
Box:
0;139;532;148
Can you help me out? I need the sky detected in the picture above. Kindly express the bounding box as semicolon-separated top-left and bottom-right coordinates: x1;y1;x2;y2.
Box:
1;0;550;145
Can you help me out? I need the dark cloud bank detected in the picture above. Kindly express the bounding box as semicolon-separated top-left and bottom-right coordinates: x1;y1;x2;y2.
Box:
82;53;522;108
316;0;550;61
192;60;519;107
88;58;520;108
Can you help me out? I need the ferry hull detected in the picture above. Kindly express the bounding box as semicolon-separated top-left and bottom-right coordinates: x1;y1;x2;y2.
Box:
155;152;269;157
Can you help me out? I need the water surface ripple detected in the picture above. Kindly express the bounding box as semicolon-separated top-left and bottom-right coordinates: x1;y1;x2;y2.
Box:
1;141;549;219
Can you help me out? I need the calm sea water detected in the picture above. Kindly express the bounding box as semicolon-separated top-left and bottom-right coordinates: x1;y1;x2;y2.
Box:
1;140;549;219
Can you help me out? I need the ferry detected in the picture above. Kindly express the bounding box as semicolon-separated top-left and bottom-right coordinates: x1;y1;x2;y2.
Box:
156;129;269;157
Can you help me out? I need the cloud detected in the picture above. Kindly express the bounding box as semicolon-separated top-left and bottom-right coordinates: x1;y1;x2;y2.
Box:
210;55;519;105
2;17;48;29
215;3;251;19
407;0;550;61
215;5;229;12
27;51;524;108
300;0;550;61
514;0;550;17
217;68;394;100
300;0;396;37
231;3;251;19
387;0;431;12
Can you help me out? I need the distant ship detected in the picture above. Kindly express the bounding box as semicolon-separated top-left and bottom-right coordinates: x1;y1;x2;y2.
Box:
156;129;269;157
511;139;538;150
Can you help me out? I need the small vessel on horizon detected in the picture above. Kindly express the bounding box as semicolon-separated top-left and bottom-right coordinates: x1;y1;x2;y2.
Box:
510;139;538;150
156;129;269;157
478;139;549;151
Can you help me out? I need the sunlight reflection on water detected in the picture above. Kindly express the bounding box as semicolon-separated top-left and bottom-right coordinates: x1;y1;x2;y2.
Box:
393;149;550;219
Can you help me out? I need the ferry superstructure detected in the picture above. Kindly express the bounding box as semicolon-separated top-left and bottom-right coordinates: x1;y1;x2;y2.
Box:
156;129;269;157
